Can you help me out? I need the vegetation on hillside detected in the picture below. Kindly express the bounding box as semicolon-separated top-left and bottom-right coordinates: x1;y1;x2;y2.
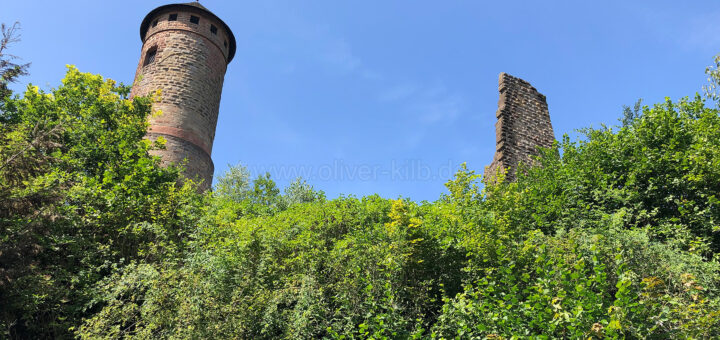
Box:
2;27;720;338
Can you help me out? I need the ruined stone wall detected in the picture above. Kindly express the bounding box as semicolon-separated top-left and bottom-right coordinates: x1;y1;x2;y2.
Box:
131;5;232;190
485;73;555;181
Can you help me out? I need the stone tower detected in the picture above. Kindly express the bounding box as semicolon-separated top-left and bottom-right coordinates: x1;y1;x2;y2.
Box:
131;2;235;190
485;73;555;181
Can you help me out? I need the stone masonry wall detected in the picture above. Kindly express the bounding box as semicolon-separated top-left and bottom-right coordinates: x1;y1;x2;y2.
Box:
147;132;214;184
130;6;231;190
485;73;555;181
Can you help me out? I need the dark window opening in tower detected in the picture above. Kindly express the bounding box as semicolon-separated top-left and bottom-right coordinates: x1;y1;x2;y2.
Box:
190;15;199;24
168;13;178;21
210;25;217;35
144;47;157;66
152;19;158;28
223;40;228;48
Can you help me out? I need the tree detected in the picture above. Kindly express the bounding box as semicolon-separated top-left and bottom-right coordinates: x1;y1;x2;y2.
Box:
77;57;720;338
214;162;252;202
0;22;29;105
704;54;720;102
0;66;200;338
284;177;324;206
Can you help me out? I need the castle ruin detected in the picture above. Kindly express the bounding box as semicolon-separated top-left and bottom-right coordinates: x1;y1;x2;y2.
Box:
485;73;555;181
131;2;235;191
130;3;553;190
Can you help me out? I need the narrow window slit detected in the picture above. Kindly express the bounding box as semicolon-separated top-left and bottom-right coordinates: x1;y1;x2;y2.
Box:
144;47;157;66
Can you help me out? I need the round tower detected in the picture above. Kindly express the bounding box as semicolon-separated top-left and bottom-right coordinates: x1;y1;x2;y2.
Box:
131;2;235;190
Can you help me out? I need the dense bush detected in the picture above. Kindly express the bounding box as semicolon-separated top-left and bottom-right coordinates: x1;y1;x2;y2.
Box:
78;91;720;338
0;67;201;338
3;63;720;338
485;96;720;255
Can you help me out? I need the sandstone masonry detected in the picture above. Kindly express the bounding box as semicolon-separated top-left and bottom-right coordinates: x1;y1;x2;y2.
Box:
130;2;235;191
485;73;555;181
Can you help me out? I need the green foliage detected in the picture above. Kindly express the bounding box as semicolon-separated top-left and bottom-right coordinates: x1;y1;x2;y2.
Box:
0;22;30;105
0;66;201;338
704;54;720;102
78;194;470;339
75;63;720;338
485;95;720;256
428;92;720;338
214;162;252;202
285;177;325;206
6;58;720;338
433;225;720;338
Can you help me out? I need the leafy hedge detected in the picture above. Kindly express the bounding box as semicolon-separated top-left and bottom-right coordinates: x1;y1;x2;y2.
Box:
3;66;720;339
79;95;720;338
0;67;198;338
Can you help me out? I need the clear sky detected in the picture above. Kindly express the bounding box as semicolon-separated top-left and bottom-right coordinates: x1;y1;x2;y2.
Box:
3;1;719;201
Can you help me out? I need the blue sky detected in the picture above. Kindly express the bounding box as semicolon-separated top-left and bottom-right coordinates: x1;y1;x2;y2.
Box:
4;1;719;201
